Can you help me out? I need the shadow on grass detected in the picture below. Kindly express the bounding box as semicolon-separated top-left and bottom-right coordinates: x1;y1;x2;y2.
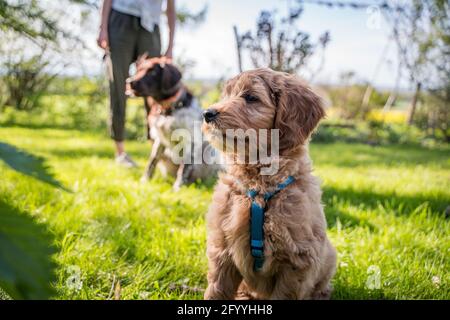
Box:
0;200;57;299
0;142;69;191
0;121;105;132
48;147;113;160
323;185;449;218
46;141;149;160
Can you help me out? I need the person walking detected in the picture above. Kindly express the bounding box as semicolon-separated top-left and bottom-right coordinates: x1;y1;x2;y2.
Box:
97;0;176;167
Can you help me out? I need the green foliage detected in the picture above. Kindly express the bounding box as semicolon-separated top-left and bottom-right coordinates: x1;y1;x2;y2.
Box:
384;0;450;88
0;50;56;110
47;76;106;100
176;4;208;26
327;85;389;120
0;95;106;130
0;287;10;299
0;0;57;41
0;0;208;112
0;77;223;139
0;200;57;299
0;0;93;43
125;99;148;141
185;79;222;109
0;93;155;141
0;0;95;111
313;119;445;147
414;93;450;143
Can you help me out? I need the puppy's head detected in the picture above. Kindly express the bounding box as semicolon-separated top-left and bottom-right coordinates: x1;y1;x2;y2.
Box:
128;58;182;102
202;68;325;155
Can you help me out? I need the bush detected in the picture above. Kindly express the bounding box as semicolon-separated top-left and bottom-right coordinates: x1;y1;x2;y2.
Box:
0;94;152;141
313;119;443;148
125;98;149;141
0;95;106;130
326;85;389;120
185;79;222;108
0;50;57;111
413;94;450;143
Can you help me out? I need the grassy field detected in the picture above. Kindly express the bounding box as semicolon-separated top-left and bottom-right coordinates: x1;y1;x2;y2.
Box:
0;125;449;300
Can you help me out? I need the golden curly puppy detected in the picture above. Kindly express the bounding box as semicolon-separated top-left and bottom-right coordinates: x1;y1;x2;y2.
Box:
202;68;336;300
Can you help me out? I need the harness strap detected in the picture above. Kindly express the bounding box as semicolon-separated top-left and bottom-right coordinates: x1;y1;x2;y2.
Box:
247;175;296;271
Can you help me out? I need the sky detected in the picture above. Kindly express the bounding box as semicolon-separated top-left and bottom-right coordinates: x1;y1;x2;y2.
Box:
83;0;406;89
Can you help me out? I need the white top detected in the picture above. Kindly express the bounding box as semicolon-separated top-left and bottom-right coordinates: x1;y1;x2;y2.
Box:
112;0;163;32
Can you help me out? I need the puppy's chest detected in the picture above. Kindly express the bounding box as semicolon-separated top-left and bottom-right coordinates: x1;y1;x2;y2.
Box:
222;193;251;237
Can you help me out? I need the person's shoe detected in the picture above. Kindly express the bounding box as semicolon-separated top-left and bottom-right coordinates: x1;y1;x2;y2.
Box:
115;153;138;168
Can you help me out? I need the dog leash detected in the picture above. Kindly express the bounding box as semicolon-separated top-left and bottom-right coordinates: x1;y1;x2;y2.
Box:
247;175;296;272
103;48;114;82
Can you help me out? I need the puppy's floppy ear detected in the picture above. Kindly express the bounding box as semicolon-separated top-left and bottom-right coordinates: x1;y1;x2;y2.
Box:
274;74;325;151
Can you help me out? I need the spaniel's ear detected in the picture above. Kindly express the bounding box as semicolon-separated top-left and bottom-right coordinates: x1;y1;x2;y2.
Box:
160;64;182;91
274;74;325;151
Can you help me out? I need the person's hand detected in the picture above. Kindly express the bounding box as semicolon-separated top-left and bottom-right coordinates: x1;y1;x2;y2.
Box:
136;56;171;72
164;46;173;60
97;27;109;50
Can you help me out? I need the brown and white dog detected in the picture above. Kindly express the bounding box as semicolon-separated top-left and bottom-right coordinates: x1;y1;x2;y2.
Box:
202;68;336;299
128;57;221;189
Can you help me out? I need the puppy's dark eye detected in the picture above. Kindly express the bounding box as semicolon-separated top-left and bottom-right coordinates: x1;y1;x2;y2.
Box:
242;93;259;103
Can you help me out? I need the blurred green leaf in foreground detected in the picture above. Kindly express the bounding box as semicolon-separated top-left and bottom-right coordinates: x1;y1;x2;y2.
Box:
0;200;57;300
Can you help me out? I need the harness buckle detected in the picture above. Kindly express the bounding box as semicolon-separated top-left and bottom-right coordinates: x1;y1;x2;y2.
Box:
251;240;264;258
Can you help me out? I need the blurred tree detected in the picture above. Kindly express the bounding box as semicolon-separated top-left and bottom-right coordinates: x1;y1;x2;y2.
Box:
0;0;56;41
384;0;450;125
235;3;330;75
0;1;209;111
0;0;94;43
0;0;206;42
0;0;95;110
0;44;61;110
176;4;207;26
328;71;389;120
297;0;449;131
417;88;450;142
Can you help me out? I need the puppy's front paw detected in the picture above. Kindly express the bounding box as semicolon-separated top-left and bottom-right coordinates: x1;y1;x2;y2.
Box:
311;286;332;300
204;284;233;300
204;285;219;300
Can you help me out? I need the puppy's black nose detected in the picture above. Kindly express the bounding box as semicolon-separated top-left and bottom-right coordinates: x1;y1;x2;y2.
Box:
203;109;219;123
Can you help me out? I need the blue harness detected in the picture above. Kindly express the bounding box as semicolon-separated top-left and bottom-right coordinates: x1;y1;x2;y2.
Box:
247;175;296;271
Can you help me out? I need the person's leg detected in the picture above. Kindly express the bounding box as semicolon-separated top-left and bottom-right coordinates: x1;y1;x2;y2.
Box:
137;24;162;140
137;24;162;58
108;10;138;160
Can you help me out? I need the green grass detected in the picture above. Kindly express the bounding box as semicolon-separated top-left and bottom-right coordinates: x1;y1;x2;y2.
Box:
0;125;449;300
